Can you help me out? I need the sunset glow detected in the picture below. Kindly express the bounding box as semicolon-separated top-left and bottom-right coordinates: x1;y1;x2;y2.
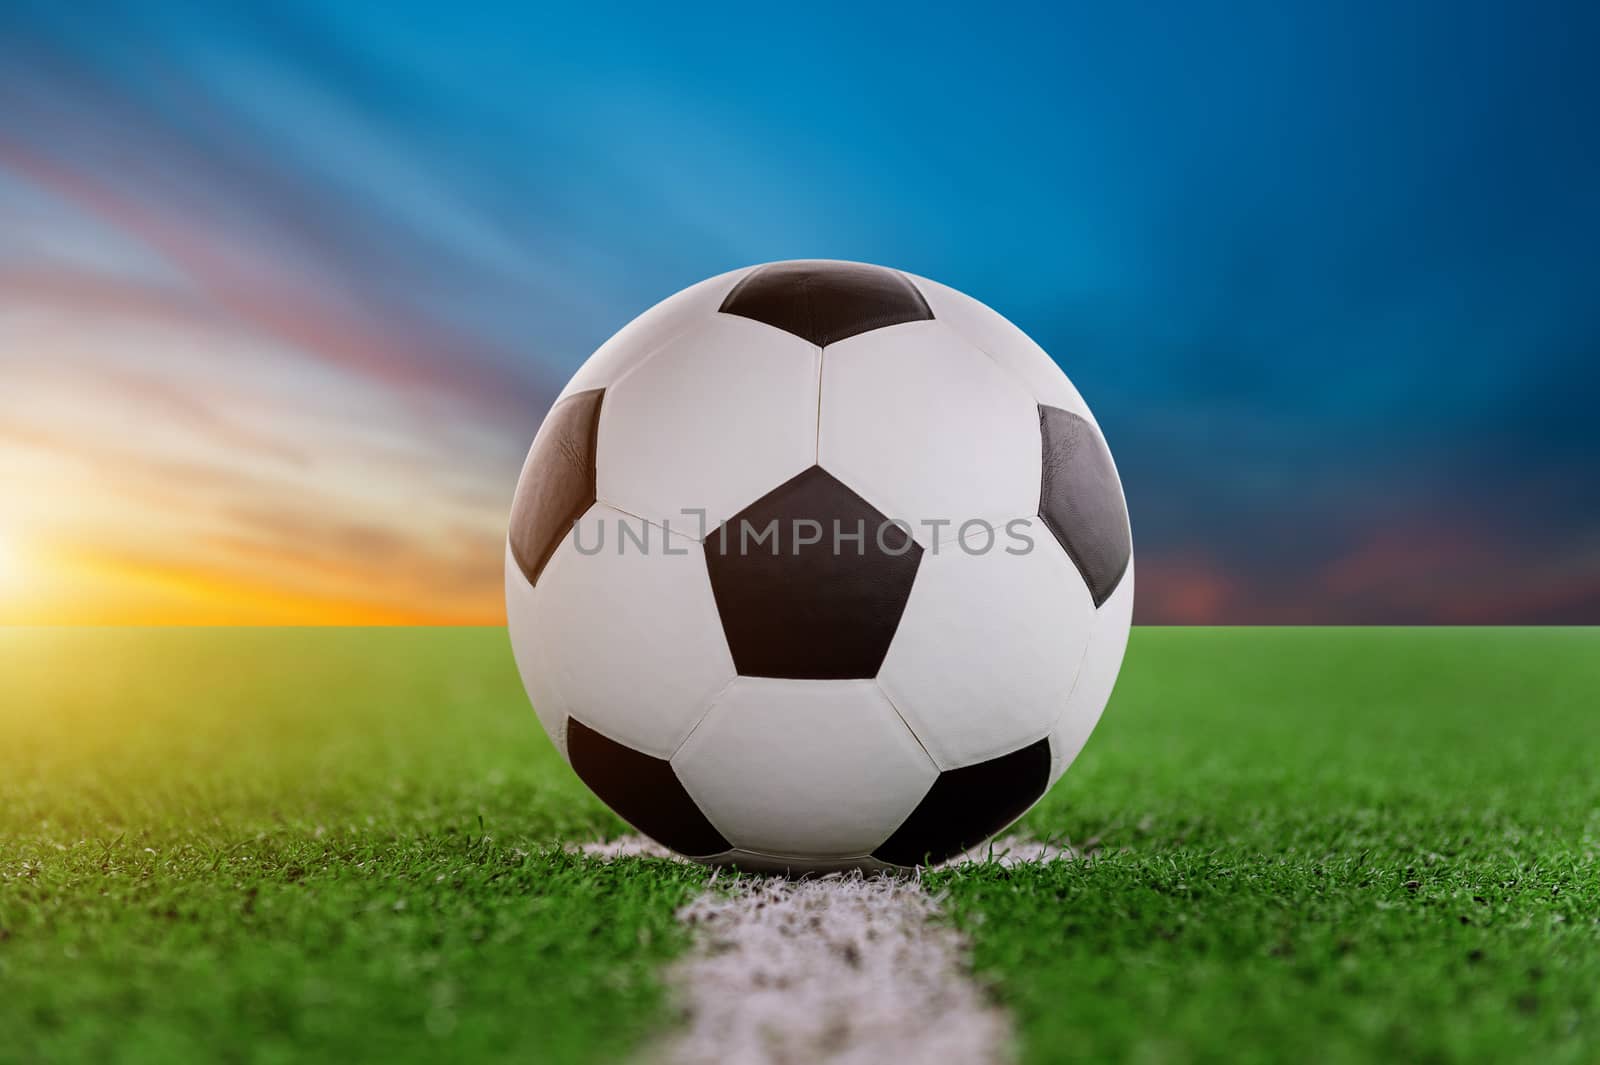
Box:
0;531;19;597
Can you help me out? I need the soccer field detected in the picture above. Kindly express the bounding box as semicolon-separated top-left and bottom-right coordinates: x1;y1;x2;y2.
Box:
2;627;1596;1064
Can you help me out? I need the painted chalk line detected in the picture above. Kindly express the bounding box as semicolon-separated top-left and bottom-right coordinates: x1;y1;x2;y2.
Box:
572;835;1074;1065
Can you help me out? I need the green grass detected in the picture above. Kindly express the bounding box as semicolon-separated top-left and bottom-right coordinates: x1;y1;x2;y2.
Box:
930;627;1600;1065
3;627;1598;1064
0;628;702;1065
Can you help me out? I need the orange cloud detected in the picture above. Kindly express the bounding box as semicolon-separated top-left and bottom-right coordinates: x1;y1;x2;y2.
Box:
1;341;520;626
1130;552;1236;624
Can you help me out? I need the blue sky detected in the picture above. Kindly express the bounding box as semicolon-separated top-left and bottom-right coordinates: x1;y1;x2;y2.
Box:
1;0;1596;621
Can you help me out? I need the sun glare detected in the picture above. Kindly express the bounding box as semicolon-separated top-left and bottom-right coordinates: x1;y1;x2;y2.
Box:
0;532;19;593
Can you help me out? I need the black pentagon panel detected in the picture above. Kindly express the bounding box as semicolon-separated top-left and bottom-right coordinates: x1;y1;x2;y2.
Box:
872;738;1051;867
718;260;934;347
566;718;730;857
508;389;604;587
1038;405;1131;607
705;466;922;679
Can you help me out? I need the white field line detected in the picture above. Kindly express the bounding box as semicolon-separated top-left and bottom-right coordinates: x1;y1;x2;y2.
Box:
574;836;1074;1065
576;835;680;861
574;834;1074;866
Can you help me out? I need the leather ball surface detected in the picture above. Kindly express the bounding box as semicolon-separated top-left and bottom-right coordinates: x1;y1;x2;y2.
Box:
506;261;1132;872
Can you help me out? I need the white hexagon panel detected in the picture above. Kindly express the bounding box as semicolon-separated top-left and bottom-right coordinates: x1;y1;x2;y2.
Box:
597;311;821;534
877;517;1096;770
818;319;1041;548
531;506;735;760
1050;560;1135;786
906;272;1097;422
672;678;937;858
503;544;572;759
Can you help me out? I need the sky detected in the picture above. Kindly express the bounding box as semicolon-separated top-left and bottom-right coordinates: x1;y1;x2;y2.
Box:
0;0;1596;624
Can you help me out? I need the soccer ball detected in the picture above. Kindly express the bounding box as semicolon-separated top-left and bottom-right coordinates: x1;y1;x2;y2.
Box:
506;261;1132;872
